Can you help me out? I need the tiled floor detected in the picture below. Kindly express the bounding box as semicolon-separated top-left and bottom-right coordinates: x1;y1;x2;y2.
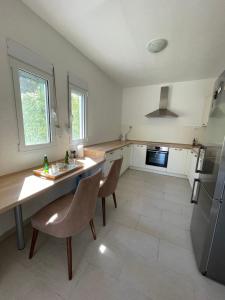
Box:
1;169;225;299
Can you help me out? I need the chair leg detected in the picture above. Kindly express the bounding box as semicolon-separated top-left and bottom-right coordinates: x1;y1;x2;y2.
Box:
102;197;106;226
29;228;39;259
112;192;117;208
89;219;97;240
66;237;72;280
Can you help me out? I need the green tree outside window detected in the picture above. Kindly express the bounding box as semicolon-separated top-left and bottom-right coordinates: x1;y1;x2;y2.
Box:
19;70;50;146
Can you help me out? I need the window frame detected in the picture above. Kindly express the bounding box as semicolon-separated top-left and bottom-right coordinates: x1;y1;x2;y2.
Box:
10;58;56;151
68;83;87;145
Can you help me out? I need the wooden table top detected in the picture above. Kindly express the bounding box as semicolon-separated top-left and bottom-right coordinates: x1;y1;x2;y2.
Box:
85;139;197;154
0;156;105;214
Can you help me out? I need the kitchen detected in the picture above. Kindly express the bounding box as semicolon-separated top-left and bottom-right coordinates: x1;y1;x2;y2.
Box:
1;0;225;299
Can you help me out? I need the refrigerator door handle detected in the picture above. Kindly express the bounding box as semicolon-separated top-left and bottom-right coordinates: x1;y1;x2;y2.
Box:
195;146;205;173
191;179;201;204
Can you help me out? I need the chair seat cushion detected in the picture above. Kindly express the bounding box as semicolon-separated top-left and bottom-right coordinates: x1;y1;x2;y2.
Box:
31;193;73;237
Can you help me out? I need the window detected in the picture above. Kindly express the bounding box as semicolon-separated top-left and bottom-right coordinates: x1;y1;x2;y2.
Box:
69;85;87;143
19;70;50;145
11;59;55;151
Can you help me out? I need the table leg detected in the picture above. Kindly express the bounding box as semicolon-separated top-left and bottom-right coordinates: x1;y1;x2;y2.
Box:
14;205;25;250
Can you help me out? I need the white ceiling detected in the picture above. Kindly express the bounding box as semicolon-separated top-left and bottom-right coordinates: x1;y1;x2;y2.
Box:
22;0;225;87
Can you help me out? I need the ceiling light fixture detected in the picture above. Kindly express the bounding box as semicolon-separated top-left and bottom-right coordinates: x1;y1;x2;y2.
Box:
147;38;168;53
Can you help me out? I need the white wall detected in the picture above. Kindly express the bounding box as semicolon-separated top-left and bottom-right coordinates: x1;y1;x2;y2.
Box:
122;79;215;144
0;0;122;237
0;0;122;176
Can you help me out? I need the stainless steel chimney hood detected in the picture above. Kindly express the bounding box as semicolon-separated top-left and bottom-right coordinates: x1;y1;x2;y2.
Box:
145;86;178;118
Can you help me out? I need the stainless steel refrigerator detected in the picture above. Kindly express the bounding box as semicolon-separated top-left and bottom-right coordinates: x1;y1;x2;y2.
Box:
190;70;225;284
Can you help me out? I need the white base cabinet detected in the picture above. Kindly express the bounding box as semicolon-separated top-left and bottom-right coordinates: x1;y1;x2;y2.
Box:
130;144;147;169
103;146;131;177
103;149;122;177
103;143;199;185
120;145;131;175
167;148;189;175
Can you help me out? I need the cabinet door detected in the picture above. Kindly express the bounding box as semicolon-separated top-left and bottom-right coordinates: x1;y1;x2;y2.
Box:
105;149;122;161
120;147;126;175
167;148;188;175
131;144;147;168
112;149;122;160
125;145;131;169
105;151;114;161
120;145;131;175
105;149;122;177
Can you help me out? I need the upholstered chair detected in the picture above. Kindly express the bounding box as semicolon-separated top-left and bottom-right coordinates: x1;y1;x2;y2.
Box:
98;158;123;226
29;170;102;280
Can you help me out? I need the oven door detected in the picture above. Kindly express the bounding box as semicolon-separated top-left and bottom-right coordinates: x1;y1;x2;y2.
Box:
146;149;169;168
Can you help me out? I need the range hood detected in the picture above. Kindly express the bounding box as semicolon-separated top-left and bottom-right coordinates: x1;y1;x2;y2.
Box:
145;86;178;118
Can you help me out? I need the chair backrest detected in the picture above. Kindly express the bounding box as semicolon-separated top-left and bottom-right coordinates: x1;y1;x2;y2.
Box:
60;170;102;237
99;158;123;197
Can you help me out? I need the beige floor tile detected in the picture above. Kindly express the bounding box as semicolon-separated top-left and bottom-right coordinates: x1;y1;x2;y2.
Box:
126;198;162;219
17;281;63;300
164;189;192;205
105;224;159;263
0;261;38;300
137;215;192;250
182;203;194;218
107;207;141;228
84;223;159;278
120;257;195;300
68;264;152;300
161;209;191;230
155;197;184;214
158;239;199;277
193;275;225;300
1;169;225;300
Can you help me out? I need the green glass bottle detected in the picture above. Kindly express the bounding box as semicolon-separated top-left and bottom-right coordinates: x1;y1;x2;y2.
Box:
64;150;69;165
43;155;49;173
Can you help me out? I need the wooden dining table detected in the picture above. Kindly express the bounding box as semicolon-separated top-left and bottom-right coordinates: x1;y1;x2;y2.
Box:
0;156;105;250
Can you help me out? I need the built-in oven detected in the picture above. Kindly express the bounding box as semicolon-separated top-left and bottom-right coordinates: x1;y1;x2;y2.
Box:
146;146;169;168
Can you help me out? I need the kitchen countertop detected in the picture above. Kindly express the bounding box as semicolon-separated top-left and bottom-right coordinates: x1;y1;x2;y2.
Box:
84;139;200;155
0;156;105;214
